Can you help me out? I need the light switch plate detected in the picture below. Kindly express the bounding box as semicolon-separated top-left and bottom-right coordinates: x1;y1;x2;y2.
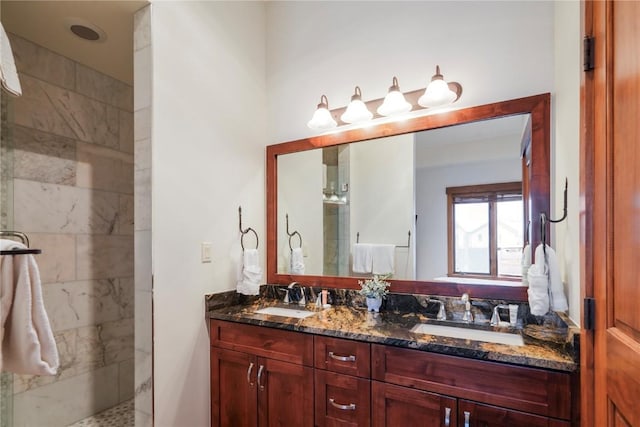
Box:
201;242;212;263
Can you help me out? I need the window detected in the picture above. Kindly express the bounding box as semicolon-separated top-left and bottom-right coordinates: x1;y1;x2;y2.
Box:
446;182;523;279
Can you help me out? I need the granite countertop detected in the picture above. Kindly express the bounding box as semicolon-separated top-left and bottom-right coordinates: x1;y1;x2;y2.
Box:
207;292;578;372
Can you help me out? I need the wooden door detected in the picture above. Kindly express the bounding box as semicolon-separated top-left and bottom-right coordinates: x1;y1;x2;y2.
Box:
583;1;640;426
458;400;569;427
257;357;314;427
210;348;257;427
371;381;456;427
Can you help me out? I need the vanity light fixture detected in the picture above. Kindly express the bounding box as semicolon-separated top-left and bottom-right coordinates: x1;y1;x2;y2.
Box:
340;86;373;124
377;76;412;117
307;95;337;130
418;65;462;109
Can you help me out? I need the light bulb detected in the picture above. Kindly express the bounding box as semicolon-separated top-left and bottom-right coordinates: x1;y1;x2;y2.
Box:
340;86;373;124
307;95;337;130
418;66;458;108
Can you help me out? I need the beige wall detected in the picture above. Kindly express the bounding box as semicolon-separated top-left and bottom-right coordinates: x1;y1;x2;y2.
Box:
7;34;134;426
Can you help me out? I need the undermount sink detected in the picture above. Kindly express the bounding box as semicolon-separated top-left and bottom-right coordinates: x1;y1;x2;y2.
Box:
411;323;524;347
254;306;316;319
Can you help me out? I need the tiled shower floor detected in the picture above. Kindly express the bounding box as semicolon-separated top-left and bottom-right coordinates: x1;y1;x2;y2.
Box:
67;399;134;427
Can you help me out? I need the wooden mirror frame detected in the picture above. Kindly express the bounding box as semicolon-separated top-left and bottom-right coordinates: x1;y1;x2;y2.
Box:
266;93;550;300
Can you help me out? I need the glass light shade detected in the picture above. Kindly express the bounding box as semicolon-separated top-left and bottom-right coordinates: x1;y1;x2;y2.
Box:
340;86;373;124
418;78;457;108
307;95;337;130
377;90;412;116
377;76;412;117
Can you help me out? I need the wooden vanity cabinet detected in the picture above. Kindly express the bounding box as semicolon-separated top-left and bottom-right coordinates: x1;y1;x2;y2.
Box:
314;336;371;427
210;320;314;427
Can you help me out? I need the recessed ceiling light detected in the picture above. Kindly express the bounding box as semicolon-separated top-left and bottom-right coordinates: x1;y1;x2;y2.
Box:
63;17;107;42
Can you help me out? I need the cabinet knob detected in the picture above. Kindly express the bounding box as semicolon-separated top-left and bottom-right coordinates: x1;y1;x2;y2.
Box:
464;411;471;427
246;362;254;387
329;398;356;411
328;351;356;362
444;407;451;427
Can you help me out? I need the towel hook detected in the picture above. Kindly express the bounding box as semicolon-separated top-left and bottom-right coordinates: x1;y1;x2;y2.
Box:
285;214;303;251
539;178;569;256
238;206;259;251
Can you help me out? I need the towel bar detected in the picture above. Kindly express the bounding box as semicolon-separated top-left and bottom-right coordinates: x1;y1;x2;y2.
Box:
356;230;411;248
0;230;42;255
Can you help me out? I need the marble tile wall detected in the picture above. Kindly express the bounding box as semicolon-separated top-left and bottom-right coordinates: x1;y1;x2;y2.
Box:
6;33;134;426
133;5;153;427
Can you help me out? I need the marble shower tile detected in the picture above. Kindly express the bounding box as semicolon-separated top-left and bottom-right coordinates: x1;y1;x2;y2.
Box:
14;74;120;148
119;110;134;154
118;194;134;235
76;235;134;280
8;33;75;90
29;233;76;283
135;231;152;293
134;6;151;51
135;409;153;427
13;179;119;234
118;277;135;320
134;137;151;171
76;63;133;112
76;141;134;194
134;168;151;231
102;317;134;364
42;279;132;331
12;125;76;186
119;358;135;401
134;107;151;141
13;364;119;427
135;290;152;353
134;46;152;111
134;348;153;419
13;74;77;140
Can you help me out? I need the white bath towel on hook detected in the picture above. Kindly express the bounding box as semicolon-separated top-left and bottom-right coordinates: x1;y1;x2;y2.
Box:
237;248;262;295
0;239;58;375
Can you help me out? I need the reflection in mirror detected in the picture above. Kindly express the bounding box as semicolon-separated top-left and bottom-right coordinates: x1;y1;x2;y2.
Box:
277;114;530;283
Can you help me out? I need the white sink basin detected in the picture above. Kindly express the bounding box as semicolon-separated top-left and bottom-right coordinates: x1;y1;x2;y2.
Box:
254;306;316;319
411;323;524;347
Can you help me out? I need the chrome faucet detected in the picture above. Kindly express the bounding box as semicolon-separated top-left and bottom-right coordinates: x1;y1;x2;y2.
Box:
490;304;510;326
461;293;473;323
427;299;447;321
287;282;306;306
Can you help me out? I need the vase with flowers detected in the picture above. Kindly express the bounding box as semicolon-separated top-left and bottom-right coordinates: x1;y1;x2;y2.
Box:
358;275;391;312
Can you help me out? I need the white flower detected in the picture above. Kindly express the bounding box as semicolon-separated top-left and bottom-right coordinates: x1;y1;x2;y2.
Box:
358;275;391;299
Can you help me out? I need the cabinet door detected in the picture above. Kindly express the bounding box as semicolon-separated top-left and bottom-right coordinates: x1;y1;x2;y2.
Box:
257;357;314;427
372;381;456;427
315;370;370;427
211;348;257;427
458;400;570;427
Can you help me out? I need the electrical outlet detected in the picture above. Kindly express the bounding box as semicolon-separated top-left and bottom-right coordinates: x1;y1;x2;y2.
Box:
201;242;212;263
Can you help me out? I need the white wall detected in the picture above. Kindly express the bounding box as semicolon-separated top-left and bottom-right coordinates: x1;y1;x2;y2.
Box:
553;0;581;324
350;134;414;279
266;1;554;143
150;2;266;425
277;149;323;274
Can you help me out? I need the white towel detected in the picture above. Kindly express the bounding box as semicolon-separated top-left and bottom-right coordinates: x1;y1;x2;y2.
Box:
521;244;531;286
290;247;305;275
0;239;58;375
535;244;568;312
371;244;395;275
0;24;22;97
527;263;549;316
352;243;373;273
237;249;262;295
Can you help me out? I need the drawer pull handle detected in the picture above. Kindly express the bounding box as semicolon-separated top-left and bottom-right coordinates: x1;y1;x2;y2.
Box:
444;407;451;427
246;362;255;387
328;351;356;362
257;364;265;391
464;411;470;427
329;398;356;411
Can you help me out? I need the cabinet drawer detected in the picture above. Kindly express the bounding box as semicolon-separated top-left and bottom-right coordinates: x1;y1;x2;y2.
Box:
315;336;370;377
459;400;570;427
315;370;370;427
371;344;571;420
210;320;313;366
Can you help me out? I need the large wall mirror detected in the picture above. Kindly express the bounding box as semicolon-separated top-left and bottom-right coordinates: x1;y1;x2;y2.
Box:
267;94;550;300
